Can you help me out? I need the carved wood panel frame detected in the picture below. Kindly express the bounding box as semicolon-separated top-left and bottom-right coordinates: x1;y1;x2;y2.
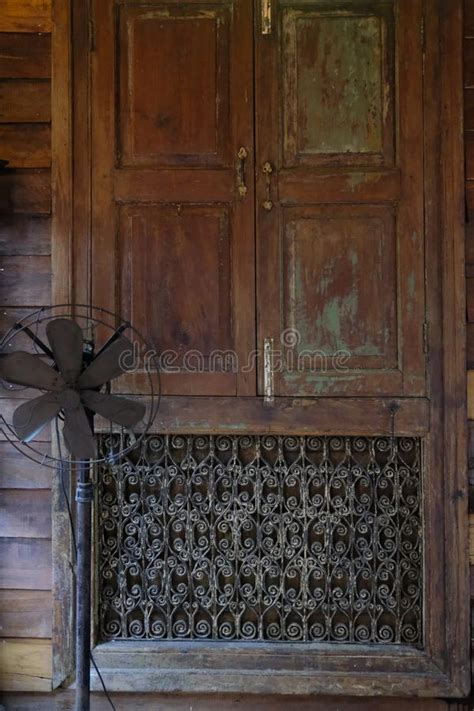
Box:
50;0;470;696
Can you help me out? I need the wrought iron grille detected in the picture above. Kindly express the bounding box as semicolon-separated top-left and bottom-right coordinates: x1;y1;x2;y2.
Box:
97;434;423;645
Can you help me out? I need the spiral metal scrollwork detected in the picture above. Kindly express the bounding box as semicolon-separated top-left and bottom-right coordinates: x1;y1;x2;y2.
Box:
97;434;423;646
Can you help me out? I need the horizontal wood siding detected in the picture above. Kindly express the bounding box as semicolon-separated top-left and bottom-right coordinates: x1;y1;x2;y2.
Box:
0;590;52;638
0;81;51;122
0;0;53;695
0;692;453;711
0;34;51;78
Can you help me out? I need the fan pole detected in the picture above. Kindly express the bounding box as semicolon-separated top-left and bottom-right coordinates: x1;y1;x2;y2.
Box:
75;459;93;711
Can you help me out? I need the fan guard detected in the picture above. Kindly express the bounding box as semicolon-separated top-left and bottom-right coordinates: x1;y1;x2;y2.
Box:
0;304;159;468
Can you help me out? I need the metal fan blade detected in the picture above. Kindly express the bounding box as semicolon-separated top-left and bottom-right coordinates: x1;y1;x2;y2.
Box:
81;390;145;427
46;318;84;383
62;404;96;459
78;336;134;389
0;352;65;391
12;392;62;442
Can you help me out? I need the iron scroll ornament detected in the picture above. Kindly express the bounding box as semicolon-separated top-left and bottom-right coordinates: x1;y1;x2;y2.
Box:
98;433;423;646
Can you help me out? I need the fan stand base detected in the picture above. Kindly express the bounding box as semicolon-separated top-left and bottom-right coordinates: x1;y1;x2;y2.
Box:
75;466;93;711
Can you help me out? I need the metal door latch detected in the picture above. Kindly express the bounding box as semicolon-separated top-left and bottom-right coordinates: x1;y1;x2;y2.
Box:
264;337;274;403
261;0;272;35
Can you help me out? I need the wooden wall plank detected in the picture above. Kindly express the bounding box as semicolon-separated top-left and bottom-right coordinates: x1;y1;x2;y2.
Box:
465;89;474;130
466;0;474;37
0;538;51;590
0;442;51;488
0;125;51;169
0;490;51;538
0;34;51;79
0;216;51;255
467;323;474;367
467;276;474;323
469;512;474;564
0;590;51;638
465;220;474;263
465;133;474;180
0;255;51;305
0;673;52;692
465;39;474;86
0;1;52;33
0;639;52;691
0;691;451;711
0;81;51;123
467;371;474;419
51;0;73;308
0;171;51;214
464;181;474;213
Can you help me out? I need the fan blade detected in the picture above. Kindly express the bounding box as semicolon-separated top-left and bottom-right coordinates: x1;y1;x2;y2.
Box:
0;352;64;391
78;337;134;389
12;392;61;442
81;390;145;427
46;318;84;383
62;404;96;459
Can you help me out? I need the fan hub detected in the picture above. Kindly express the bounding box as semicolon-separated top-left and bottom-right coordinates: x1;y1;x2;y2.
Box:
60;388;81;410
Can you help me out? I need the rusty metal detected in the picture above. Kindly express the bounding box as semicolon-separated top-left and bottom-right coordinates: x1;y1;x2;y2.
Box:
262;161;274;210
97;434;423;646
236;146;248;198
261;0;272;35
263;337;274;402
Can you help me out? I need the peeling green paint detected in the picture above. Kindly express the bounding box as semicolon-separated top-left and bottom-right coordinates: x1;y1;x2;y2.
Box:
297;14;383;155
347;173;367;192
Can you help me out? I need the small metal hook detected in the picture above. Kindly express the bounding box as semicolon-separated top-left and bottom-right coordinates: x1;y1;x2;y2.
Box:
389;402;400;440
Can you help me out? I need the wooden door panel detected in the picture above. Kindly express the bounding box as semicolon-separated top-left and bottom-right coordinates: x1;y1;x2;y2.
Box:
281;205;398;395
282;3;395;168
119;4;230;167
119;204;235;395
256;0;425;399
91;0;255;396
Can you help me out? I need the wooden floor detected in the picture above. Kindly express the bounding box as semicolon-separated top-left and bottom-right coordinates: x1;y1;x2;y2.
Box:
0;691;454;711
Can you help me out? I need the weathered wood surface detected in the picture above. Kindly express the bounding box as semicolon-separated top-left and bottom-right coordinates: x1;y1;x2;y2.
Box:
0;255;51;305
0;538;51;590
0;490;51;538
0;34;51;78
0;1;52;33
0;81;50;123
0;590;51;638
469;513;474;565
91;0;255;397
0;691;451;711
100;394;430;436
0;443;51;488
0;125;51;168
0;2;54;697
0;171;51;214
466;0;474;37
0;639;51;691
440;0;470;695
0;216;51;255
